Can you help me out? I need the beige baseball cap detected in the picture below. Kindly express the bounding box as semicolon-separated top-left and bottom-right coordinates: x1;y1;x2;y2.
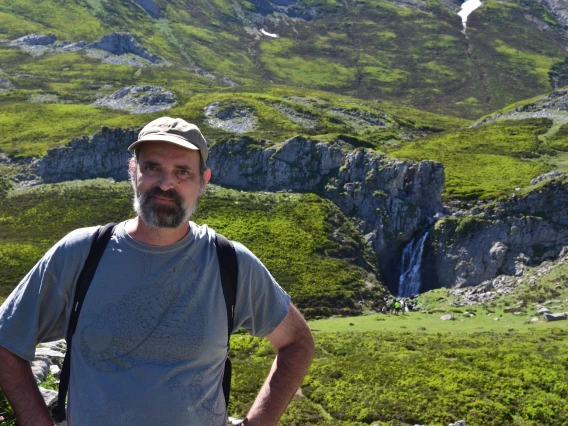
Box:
128;117;209;164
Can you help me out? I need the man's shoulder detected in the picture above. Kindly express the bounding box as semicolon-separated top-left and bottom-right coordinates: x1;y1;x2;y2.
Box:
49;224;107;257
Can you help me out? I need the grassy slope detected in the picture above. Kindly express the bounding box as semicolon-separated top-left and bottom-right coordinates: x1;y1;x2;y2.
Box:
0;0;566;120
466;1;565;111
388;118;553;199
0;180;385;317
228;257;568;425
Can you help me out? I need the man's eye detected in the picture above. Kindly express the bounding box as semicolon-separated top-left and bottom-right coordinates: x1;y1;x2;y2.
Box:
177;170;191;177
144;166;159;173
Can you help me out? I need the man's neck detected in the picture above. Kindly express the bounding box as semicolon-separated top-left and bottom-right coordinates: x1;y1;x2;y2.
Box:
124;217;190;246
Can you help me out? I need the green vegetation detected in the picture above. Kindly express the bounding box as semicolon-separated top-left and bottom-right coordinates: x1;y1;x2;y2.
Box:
389;119;552;199
0;180;384;316
0;0;565;120
3;226;568;425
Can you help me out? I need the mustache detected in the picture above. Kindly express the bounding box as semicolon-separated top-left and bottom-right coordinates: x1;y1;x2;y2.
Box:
144;187;184;204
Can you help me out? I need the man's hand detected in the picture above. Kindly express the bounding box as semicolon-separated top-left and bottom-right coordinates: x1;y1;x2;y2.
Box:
0;345;55;426
244;303;315;426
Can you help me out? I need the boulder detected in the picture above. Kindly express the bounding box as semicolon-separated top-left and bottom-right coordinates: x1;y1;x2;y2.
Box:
9;33;57;46
38;386;58;407
543;312;567;321
88;33;161;64
31;358;50;383
94;86;175;113
440;313;454;321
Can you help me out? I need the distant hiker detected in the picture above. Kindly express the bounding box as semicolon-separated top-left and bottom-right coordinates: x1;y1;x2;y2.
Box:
394;300;402;315
0;117;314;426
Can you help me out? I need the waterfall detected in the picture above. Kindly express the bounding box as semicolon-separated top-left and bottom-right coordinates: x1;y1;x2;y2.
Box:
398;231;429;298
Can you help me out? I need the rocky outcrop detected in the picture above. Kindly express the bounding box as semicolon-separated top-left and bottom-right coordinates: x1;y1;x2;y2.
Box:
205;102;257;133
94;86;175;113
8;32;164;66
89;33;161;64
208;136;444;288
542;0;568;28
31;127;137;183
423;176;568;290
30;130;444;288
471;88;568;128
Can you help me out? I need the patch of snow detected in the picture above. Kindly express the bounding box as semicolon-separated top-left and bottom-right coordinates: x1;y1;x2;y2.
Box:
458;0;482;31
260;29;278;38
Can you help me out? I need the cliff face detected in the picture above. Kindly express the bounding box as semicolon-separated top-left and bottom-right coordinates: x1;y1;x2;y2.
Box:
30;129;445;288
32;127;137;182
423;178;568;290
209;137;444;289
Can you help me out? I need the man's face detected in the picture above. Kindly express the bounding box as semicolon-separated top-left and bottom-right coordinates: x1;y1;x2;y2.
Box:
131;142;210;229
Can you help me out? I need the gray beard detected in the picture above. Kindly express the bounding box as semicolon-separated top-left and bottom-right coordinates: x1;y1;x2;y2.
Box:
133;187;197;229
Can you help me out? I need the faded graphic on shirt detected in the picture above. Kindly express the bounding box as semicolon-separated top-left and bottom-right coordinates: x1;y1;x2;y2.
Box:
78;249;226;424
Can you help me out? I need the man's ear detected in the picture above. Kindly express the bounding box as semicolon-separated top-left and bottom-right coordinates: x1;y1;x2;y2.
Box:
200;168;212;194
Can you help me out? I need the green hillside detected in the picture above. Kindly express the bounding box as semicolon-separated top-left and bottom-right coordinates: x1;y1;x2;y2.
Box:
0;179;385;318
388;118;553;199
0;0;566;119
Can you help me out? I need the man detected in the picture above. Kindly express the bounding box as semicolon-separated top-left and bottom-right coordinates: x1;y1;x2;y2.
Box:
0;117;315;425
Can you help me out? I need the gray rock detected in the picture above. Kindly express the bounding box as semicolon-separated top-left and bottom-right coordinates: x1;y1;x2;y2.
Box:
88;33;161;64
8;32;164;66
537;307;551;314
0;77;15;89
205;102;257;133
542;0;568;29
274;103;319;129
440;313;454;321
543;312;567;321
448;421;467;426
94;85;175;113
9;33;57;46
31;359;50;383
50;364;61;377
531;171;565;185
38;386;58;407
35;347;65;360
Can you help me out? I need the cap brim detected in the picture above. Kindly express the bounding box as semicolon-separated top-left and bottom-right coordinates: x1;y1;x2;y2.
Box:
127;134;200;152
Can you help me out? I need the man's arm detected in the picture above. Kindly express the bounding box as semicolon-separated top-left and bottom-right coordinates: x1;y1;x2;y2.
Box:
244;303;315;426
0;345;55;426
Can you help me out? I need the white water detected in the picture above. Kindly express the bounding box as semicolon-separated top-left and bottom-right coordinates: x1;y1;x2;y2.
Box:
458;0;482;31
260;29;278;38
397;231;429;298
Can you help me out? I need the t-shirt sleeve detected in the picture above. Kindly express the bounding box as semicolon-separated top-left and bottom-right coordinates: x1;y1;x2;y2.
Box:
232;242;291;337
0;227;96;361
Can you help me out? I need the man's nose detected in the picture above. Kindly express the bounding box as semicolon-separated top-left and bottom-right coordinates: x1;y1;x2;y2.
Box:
157;171;176;191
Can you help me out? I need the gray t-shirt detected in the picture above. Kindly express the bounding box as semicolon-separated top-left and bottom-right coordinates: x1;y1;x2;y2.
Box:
0;221;290;426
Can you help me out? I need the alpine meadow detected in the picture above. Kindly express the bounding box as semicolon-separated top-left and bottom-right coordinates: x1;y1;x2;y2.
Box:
1;0;568;425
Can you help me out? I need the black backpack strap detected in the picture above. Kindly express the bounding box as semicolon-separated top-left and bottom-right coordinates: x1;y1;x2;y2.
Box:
215;233;238;409
51;223;117;422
